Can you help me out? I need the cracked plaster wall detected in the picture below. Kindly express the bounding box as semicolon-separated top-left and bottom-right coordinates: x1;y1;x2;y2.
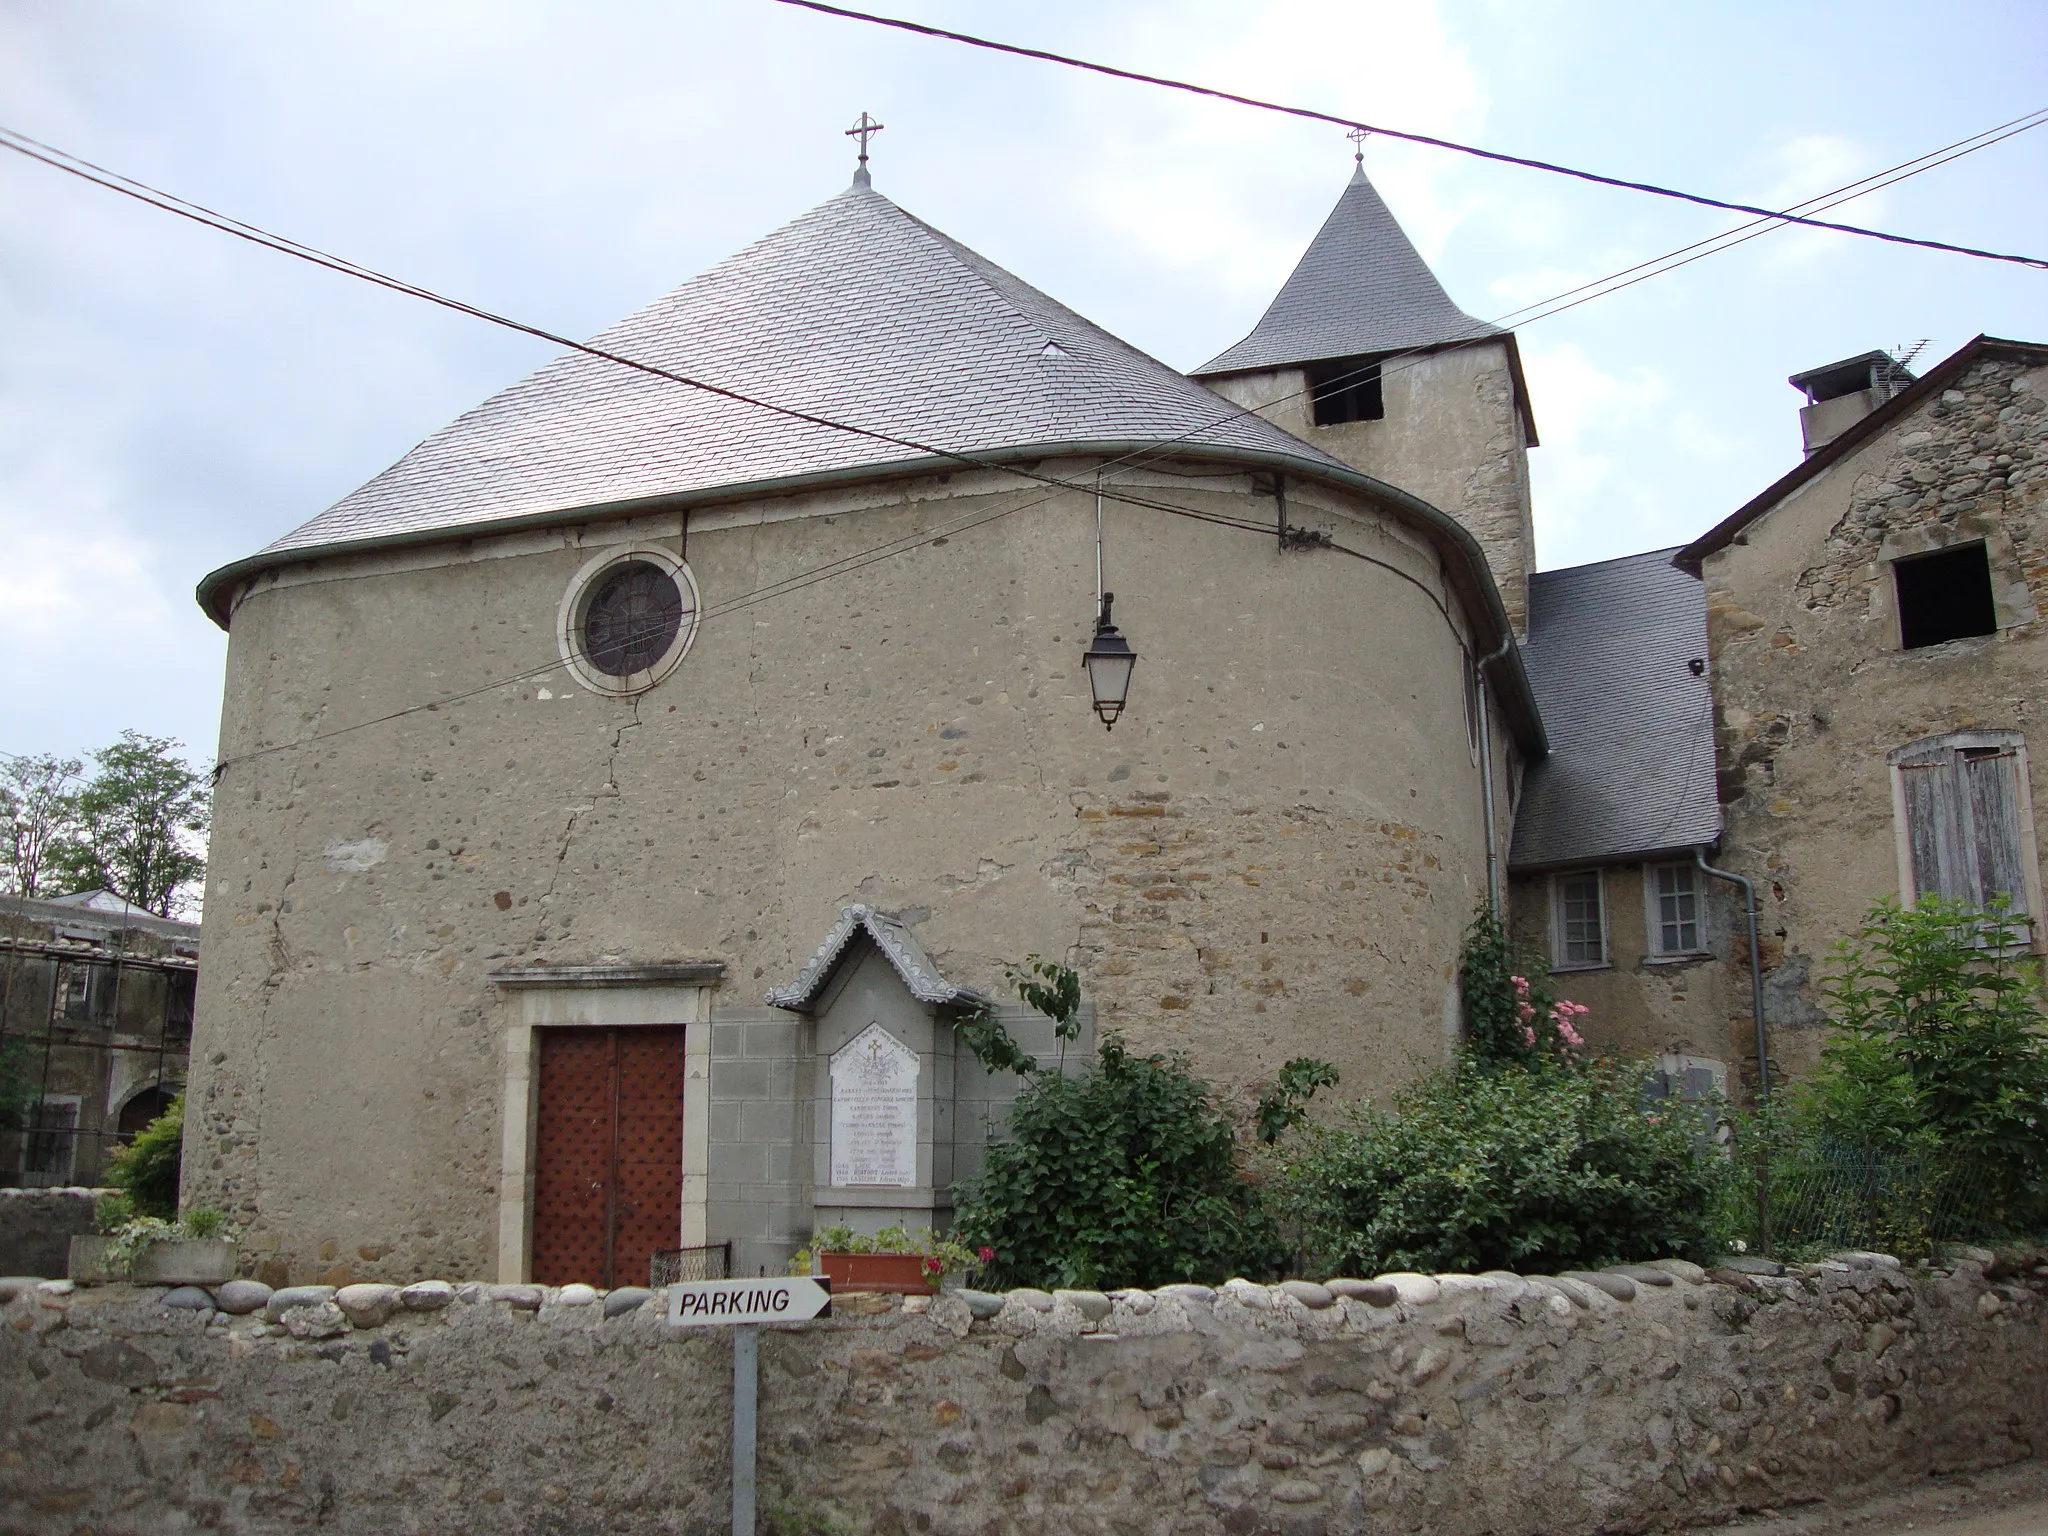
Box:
186;463;1504;1284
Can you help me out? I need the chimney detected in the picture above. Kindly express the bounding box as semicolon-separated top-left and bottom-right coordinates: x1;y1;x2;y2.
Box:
1789;351;1916;457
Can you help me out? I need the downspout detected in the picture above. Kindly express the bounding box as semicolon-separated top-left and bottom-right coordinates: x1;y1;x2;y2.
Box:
1694;849;1769;1103
1695;847;1773;1255
1475;633;1516;916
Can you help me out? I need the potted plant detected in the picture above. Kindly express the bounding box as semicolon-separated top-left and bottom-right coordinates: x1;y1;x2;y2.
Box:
67;1094;239;1285
791;1224;982;1295
72;1199;238;1285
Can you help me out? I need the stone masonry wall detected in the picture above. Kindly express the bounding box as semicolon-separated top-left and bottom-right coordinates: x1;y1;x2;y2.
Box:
4;1252;2044;1534
1702;352;2048;1084
0;1190;106;1284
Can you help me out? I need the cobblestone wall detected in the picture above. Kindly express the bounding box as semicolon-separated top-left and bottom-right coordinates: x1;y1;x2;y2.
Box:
4;1250;2043;1534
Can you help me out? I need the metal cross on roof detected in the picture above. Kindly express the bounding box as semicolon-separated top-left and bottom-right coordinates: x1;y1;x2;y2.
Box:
1346;126;1371;165
846;111;885;167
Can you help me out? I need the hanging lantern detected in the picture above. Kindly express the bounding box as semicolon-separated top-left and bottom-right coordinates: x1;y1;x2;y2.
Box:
1081;592;1137;730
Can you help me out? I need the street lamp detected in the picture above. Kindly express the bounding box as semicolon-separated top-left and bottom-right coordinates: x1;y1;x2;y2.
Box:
1081;592;1137;730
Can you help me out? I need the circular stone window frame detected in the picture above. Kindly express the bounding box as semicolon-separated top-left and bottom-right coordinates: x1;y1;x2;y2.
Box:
556;543;702;698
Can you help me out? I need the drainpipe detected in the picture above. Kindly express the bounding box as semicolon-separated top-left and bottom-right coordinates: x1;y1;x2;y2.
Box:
1475;632;1516;916
1694;849;1769;1103
1696;847;1773;1256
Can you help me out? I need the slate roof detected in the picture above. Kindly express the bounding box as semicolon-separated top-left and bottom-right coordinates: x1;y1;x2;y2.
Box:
225;182;1348;572
1508;549;1721;872
766;904;986;1012
1194;164;1501;378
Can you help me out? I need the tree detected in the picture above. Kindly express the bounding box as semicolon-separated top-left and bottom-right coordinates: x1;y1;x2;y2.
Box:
0;753;83;899
49;732;210;918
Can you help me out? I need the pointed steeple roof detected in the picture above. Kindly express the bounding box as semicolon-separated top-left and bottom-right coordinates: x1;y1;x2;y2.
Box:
222;183;1344;576
1194;164;1500;377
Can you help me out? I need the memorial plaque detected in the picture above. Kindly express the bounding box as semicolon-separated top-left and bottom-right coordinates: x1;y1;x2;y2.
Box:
829;1023;919;1188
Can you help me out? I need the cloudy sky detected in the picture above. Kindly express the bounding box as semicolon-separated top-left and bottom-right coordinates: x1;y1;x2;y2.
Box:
4;0;2045;775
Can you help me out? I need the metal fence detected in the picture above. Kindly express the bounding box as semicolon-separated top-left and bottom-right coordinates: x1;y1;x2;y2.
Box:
1764;1139;2020;1259
648;1242;732;1288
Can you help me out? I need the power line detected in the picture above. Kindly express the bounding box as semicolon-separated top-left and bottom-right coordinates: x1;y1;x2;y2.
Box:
772;0;2048;272
9;111;2029;774
0;127;1250;520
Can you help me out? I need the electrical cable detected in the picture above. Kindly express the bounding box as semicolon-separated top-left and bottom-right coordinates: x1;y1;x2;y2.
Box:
771;0;2048;271
8;113;2028;773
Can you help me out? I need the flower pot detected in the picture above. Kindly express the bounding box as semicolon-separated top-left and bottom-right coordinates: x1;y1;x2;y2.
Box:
68;1234;121;1285
819;1251;938;1295
131;1239;238;1287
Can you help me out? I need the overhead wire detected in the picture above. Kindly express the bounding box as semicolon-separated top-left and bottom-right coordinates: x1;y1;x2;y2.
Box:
5;110;2032;773
770;0;2048;271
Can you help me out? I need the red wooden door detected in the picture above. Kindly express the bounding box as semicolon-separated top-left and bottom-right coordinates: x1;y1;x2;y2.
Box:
531;1026;685;1287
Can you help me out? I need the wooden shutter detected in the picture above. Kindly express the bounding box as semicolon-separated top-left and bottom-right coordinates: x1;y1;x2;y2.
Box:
1962;747;2030;917
1898;756;1968;902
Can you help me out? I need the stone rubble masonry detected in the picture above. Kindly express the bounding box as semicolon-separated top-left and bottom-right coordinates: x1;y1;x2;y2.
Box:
3;1254;2043;1534
0;1190;107;1284
1703;353;2048;1085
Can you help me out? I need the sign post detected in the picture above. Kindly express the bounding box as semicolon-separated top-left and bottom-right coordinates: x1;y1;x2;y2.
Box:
667;1278;833;1535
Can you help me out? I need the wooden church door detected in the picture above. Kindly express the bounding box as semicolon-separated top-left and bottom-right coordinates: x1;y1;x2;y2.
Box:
531;1026;686;1287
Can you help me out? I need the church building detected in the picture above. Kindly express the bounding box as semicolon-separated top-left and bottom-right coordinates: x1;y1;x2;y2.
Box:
184;135;2048;1289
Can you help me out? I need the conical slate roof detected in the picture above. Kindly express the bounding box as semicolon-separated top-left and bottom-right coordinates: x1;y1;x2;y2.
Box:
1195;165;1500;377
241;182;1345;564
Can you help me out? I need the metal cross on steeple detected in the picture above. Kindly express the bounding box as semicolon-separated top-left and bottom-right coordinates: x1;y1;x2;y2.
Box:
1346;126;1371;166
846;111;885;186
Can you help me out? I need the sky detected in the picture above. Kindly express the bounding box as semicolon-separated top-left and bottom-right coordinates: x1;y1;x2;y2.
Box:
3;0;2046;776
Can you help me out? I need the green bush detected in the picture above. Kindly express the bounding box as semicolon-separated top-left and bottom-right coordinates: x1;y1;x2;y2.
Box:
1729;896;2048;1253
1273;1056;1730;1275
954;1035;1281;1290
106;1093;183;1220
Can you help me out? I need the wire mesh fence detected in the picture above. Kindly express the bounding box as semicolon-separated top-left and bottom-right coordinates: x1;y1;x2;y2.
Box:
648;1242;732;1288
1761;1138;2024;1259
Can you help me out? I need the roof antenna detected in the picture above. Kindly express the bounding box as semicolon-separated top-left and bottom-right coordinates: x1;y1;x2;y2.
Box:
846;111;885;188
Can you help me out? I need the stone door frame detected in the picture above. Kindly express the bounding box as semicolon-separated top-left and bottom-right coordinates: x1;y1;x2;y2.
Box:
489;963;724;1284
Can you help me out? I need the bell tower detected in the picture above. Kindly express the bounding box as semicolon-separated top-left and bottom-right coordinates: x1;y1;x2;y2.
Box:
1192;155;1538;632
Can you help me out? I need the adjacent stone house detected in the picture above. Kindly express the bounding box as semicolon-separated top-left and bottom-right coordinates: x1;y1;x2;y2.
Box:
184;140;2047;1287
0;891;197;1189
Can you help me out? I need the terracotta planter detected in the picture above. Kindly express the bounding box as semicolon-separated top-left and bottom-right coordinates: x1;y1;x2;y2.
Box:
132;1240;238;1287
819;1251;938;1295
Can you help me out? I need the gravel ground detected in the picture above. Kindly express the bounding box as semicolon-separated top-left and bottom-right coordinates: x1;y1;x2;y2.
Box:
1710;1461;2048;1536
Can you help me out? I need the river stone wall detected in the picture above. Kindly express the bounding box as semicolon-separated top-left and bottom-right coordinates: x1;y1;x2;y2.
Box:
2;1254;2044;1534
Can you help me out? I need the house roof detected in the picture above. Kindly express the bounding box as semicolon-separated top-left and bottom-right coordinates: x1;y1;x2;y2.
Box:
1193;164;1502;378
765;903;986;1012
1508;548;1721;872
0;892;201;948
1678;336;2048;574
200;180;1350;611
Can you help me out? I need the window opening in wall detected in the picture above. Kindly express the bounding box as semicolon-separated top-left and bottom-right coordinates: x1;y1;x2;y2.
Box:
1308;356;1384;426
1895;543;1996;650
1893;732;2038;931
1461;649;1483;762
23;1099;79;1184
1648;863;1704;956
1552;871;1607;968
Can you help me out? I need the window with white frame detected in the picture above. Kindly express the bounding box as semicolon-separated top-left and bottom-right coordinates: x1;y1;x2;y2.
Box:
1551;870;1608;968
1889;731;2042;932
1646;862;1706;957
